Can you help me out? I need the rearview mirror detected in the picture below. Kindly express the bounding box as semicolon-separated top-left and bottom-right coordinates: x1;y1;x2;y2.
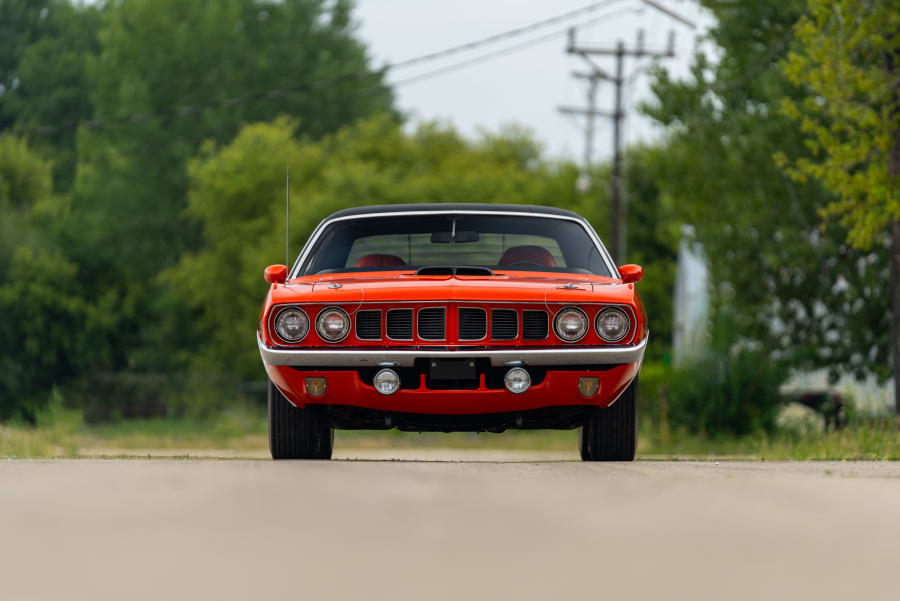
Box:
264;264;287;284
618;264;643;284
431;230;479;243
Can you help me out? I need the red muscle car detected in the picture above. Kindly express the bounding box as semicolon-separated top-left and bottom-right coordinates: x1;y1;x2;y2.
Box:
258;204;647;460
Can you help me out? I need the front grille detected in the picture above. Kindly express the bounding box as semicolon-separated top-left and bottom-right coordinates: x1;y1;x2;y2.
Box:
417;307;445;340
458;308;487;340
491;309;518;340
523;310;549;340
386;309;413;340
355;310;381;340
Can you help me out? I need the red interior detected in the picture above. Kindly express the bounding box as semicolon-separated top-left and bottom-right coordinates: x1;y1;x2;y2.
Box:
355;253;407;267
498;245;558;268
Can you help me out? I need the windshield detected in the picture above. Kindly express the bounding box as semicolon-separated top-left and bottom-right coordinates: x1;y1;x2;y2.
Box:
299;214;612;277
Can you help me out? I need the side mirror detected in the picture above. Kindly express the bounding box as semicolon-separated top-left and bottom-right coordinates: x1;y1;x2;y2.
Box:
264;264;287;284
618;264;643;284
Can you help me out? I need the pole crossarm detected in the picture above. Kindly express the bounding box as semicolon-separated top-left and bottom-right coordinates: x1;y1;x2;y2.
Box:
561;26;678;264
568;46;673;58
557;105;618;119
572;69;617;83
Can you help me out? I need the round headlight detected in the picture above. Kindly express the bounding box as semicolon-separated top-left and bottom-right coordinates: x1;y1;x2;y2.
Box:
595;307;630;342
316;307;350;342
554;307;588;342
373;368;400;395
504;367;531;394
274;307;309;342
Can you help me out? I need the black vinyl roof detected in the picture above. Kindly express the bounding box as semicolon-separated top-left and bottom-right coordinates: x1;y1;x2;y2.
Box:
324;203;585;222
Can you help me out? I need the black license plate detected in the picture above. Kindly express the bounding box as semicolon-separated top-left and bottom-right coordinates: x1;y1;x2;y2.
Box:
429;359;476;380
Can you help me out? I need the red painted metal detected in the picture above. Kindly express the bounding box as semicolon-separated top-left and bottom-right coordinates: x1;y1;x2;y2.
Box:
265;362;639;414
259;268;646;414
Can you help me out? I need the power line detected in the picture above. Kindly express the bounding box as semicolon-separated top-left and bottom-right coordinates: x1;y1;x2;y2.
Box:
387;6;643;89
386;0;630;71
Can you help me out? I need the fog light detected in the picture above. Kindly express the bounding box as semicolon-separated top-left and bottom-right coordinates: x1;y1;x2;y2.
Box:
373;368;400;395
305;377;326;397
504;367;531;394
578;377;599;397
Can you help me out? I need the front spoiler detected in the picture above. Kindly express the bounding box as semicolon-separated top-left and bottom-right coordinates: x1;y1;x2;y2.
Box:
257;334;646;368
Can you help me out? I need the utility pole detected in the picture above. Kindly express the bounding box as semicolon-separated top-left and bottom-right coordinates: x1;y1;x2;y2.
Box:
560;28;675;264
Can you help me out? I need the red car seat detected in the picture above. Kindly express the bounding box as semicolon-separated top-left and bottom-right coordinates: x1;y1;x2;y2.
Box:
498;245;558;268
354;253;407;267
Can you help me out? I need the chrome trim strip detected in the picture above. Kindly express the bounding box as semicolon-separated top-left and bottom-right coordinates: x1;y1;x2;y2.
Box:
289;210;619;280
594;306;630;343
522;309;549;341
490;308;518;341
315;306;351;343
553;306;589;343
385;308;413;341
268;305;310;344
258;333;647;368
268;300;626;305
416;306;446;341
354;309;383;342
458;306;488;341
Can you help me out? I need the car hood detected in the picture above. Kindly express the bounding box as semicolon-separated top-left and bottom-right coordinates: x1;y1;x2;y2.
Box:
272;272;635;305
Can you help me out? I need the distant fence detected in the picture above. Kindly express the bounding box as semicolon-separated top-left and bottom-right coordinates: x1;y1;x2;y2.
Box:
74;372;267;422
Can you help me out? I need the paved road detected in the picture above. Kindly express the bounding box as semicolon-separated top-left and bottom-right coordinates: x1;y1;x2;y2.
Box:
3;454;899;601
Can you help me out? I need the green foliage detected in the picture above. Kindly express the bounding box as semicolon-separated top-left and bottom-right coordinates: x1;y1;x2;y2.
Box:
0;1;104;188
0;0;678;421
777;0;900;248
74;0;393;277
624;146;679;359
643;0;892;382
668;346;787;437
168;115;585;379
0;135;115;420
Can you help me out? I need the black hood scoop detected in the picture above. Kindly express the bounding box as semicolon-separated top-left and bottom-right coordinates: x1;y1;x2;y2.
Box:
414;265;496;277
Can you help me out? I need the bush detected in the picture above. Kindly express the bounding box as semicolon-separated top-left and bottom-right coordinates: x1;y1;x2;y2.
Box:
667;347;787;437
636;360;670;428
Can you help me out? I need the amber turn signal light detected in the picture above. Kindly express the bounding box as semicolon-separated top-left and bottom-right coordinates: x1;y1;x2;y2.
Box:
305;377;327;397
578;377;599;397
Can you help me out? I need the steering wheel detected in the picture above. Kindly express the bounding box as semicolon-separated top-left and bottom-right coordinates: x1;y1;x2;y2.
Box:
504;261;546;268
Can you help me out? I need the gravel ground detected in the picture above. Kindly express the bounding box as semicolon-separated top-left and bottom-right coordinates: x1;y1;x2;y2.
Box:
2;454;899;601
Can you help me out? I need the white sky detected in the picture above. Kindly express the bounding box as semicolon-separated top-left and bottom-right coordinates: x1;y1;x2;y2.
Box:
353;0;715;162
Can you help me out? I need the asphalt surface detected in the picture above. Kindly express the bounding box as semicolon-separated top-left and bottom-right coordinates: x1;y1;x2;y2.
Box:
3;454;900;601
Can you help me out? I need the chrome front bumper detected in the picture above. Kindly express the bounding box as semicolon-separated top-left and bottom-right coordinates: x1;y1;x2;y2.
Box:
258;334;646;368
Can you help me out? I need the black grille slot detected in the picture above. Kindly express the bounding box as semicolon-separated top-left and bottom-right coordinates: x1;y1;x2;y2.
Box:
386;309;413;340
523;310;549;340
418;307;445;340
458;308;487;340
355;310;381;340
491;309;518;340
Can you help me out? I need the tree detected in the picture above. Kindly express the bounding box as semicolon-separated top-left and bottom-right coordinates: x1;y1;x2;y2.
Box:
0;135;110;421
79;0;393;278
643;0;892;395
1;1;104;189
0;0;60;132
776;0;900;413
55;0;396;379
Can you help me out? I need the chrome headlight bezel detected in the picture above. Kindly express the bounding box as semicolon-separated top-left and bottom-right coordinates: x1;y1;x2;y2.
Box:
315;306;351;342
594;307;631;343
553;306;588;343
272;306;309;343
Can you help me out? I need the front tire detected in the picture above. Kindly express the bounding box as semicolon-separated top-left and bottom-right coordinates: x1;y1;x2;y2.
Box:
268;380;333;460
579;377;637;461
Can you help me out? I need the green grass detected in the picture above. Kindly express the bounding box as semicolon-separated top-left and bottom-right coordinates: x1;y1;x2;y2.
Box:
639;421;900;460
1;402;898;460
